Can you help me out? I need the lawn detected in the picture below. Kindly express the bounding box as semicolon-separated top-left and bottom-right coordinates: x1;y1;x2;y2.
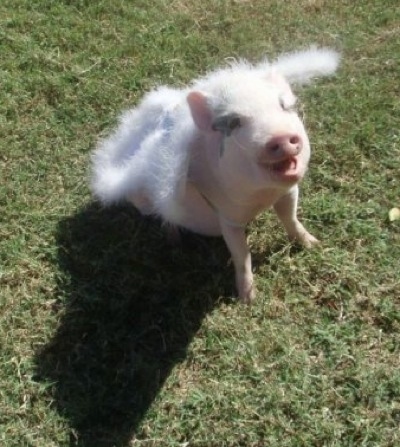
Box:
0;0;399;446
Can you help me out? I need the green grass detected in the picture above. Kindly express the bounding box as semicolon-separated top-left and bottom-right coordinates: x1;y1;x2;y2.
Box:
1;0;399;446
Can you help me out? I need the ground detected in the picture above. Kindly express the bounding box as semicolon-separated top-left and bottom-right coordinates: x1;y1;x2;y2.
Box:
0;1;399;446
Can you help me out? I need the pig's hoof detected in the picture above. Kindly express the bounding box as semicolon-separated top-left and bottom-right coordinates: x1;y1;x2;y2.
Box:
301;233;320;249
293;232;320;249
239;285;255;304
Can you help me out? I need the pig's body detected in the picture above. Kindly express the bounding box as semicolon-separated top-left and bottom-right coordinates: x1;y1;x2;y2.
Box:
91;47;339;302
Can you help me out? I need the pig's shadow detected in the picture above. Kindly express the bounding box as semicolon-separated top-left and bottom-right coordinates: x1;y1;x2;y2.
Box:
34;203;234;447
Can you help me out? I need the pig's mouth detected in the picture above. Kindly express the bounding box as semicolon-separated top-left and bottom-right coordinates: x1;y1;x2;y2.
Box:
258;156;301;180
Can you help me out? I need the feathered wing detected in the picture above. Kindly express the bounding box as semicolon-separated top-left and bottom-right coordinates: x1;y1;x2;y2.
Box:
268;47;340;84
142;119;193;223
90;87;193;222
90;107;150;204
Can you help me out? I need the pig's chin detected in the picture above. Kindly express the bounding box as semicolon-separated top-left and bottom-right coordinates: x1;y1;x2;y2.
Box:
258;156;304;183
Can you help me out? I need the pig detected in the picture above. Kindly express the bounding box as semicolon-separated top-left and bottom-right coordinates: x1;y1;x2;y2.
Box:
91;47;340;303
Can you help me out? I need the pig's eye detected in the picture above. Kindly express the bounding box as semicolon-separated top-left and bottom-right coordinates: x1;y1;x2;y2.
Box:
212;113;242;136
227;115;241;131
279;96;297;112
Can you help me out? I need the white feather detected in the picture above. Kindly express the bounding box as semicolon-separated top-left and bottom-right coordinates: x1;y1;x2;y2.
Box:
90;86;193;222
270;47;340;84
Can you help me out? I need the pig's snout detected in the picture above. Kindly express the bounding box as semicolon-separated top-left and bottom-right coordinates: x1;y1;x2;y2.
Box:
258;133;306;180
265;134;303;159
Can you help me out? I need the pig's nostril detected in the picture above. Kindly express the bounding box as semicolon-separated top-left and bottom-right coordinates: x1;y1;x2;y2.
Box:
289;135;300;146
266;135;302;154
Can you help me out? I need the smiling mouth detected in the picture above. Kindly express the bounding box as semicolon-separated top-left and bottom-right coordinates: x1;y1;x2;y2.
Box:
271;157;297;173
258;156;301;180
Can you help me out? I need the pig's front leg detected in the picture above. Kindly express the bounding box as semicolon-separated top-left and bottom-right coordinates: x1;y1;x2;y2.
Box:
273;186;319;248
219;218;254;303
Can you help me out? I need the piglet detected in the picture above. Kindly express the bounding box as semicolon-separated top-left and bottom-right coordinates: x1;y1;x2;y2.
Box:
91;47;340;303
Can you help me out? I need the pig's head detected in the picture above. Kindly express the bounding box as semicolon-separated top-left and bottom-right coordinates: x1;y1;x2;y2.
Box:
187;47;339;190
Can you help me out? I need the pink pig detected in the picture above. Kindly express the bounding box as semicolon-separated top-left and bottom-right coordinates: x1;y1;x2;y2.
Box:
91;47;340;302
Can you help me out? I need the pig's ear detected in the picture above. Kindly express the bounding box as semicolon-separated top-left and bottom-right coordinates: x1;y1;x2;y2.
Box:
187;91;214;131
270;47;340;85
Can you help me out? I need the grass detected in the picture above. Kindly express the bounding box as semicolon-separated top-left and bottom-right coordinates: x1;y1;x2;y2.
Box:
1;0;399;446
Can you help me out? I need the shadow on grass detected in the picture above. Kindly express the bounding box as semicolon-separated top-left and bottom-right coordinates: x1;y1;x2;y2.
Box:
35;203;234;447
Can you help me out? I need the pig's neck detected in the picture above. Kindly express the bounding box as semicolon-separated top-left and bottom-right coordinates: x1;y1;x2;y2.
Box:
188;133;291;225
